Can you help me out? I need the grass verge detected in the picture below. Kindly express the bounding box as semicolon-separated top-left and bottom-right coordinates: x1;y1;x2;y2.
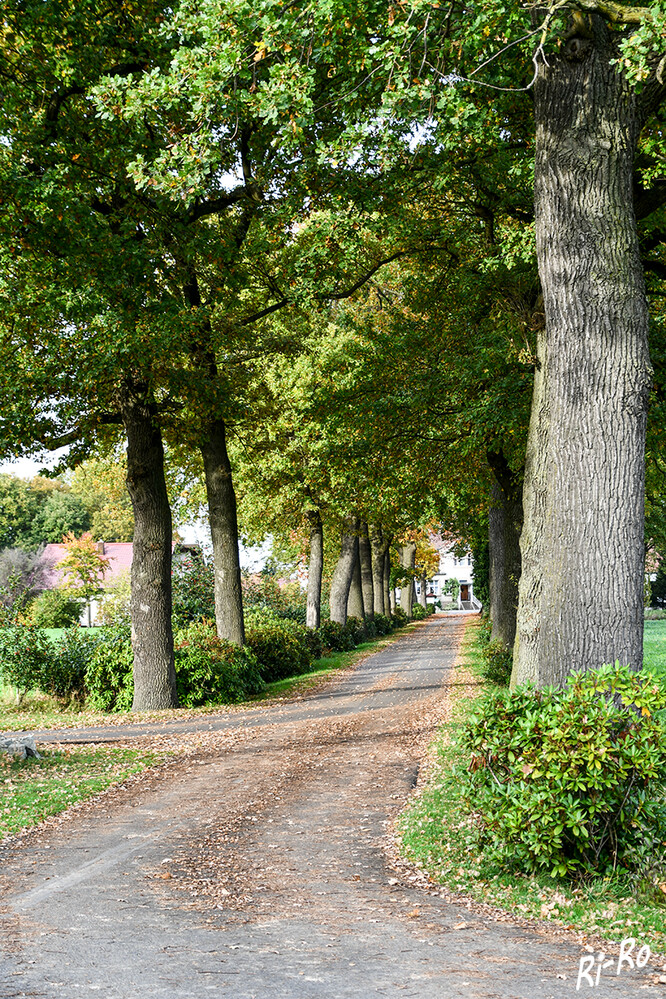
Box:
397;619;666;953
0;744;167;841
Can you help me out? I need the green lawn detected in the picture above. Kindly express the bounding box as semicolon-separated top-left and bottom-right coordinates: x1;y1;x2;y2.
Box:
0;745;169;840
644;618;666;678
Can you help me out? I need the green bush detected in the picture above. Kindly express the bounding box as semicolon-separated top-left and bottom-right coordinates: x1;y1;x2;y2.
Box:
172;556;215;627
0;626;56;700
479;640;513;686
28;589;82;629
373;613;393;635
456;664;666;879
343;616;366;644
47;627;102;700
85;626;134;712
0;625;102;702
318;619;356;652
426;603;436;616
391;607;409;627
411;604;427;620
245;608;314;683
364;618;378;639
174;622;265;706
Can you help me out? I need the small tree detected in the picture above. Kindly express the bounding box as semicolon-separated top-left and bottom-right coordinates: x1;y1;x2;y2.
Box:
0;547;52;623
57;532;111;627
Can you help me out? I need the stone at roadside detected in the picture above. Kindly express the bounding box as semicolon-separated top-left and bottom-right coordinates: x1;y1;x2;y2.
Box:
0;736;40;760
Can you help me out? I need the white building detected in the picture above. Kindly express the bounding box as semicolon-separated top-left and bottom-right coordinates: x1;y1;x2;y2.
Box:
421;535;481;610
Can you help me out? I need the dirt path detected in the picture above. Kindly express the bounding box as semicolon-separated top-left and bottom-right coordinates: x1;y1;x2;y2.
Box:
0;617;657;998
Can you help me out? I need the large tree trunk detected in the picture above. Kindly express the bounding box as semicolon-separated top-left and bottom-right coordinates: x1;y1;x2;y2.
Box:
487;451;523;651
329;519;359;625
347;551;365;620
400;542;416;618
369;524;387;615
306;509;323;630
513;22;651;687
384;548;393;615
200;418;245;646
418;573;427;609
121;380;178;711
358;522;375;620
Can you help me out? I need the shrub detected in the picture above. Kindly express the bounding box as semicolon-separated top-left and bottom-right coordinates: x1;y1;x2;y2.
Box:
174;621;265;706
479;640;513;686
245;608;314;683
0;626;56;701
318;619;356;652
242;573;307;622
28;589;82;629
85;626;134;712
478;616;492;645
391;607;409;627
373;613;393;636
343;616;366;645
426;603;436;616
456;664;666;880
411;604;427;620
172;555;215;627
97;574;131;627
45;627;102;701
364;618;378;639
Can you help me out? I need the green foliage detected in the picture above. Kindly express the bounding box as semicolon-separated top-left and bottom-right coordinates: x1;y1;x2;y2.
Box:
245;607;314;683
344;616;366;644
0;625;98;702
174;621;265;706
48;628;102;701
31;491;91;543
456;664;666;880
0;626;56;699
426;603;436;616
373;613;393;635
411;603;427;620
391;607;409;627
241;573;307;624
85;626;134;713
28;589;82;629
172;555;215;627
0;476;42;550
318;619;356;652
479;640;513;686
97;574;131;627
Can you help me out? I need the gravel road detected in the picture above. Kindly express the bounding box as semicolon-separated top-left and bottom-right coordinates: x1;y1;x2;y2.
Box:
0;616;659;998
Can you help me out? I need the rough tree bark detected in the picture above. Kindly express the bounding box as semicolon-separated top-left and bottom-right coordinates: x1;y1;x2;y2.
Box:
358;522;375;620
418;573;427;609
306;509;323;630
347;551;365;620
513;19;652;687
384;548;393;615
369;524;387;615
487;451;523;652
120;380;178;711
400;542;416;618
200;418;245;646
329;518;359;625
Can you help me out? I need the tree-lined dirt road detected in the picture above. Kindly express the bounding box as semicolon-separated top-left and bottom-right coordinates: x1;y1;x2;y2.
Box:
0;617;657;998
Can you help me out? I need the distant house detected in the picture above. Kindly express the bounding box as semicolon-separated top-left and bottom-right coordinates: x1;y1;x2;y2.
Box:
39;541;200;625
424;533;481;611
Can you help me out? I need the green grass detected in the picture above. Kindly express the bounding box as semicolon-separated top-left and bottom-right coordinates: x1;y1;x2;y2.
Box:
0;744;168;840
644;618;666;679
397;621;666;953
